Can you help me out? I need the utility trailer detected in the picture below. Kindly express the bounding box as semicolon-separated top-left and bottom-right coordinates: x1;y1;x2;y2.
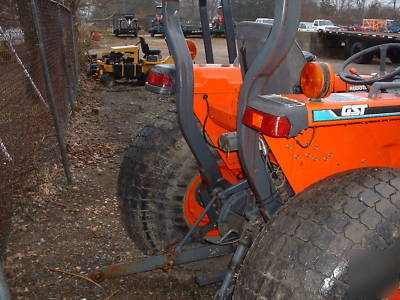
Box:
181;21;203;37
148;6;202;37
317;29;400;63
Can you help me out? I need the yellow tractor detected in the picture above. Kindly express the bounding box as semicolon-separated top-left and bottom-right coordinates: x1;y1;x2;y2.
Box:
87;37;174;86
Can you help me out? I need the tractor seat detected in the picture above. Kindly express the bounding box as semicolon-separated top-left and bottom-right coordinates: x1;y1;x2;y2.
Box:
237;22;307;95
139;37;161;56
108;52;124;59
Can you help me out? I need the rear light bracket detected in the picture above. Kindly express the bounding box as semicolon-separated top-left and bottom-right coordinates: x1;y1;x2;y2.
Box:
248;95;309;137
218;132;238;152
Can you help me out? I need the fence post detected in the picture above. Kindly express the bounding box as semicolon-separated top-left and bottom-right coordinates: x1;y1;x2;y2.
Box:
30;0;72;184
56;4;75;112
70;15;80;95
0;264;11;300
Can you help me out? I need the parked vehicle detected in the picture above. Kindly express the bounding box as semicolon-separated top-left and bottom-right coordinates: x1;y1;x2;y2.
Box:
148;5;203;37
181;19;203;37
389;19;400;33
148;5;164;37
255;18;274;25
312;19;340;31
317;29;400;63
211;5;225;37
112;13;139;37
298;21;314;32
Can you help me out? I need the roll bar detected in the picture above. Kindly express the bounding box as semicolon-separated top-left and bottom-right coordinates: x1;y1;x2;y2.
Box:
162;0;300;205
198;0;237;64
162;0;225;188
237;0;301;212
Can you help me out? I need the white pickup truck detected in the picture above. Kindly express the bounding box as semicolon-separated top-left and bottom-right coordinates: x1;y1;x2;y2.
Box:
312;19;340;31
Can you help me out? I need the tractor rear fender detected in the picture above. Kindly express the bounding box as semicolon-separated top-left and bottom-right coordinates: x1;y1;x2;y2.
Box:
192;75;400;197
261;92;400;194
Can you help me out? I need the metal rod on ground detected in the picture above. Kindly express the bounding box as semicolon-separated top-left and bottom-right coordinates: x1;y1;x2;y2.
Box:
0;264;11;300
57;4;75;112
91;245;234;282
30;0;73;184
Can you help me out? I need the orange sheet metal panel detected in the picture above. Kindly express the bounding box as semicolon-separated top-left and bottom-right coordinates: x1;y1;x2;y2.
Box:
270;92;400;193
266;120;400;194
193;64;243;176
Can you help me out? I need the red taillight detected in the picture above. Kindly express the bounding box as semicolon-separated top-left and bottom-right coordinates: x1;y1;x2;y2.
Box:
242;107;291;138
147;72;173;88
387;286;400;300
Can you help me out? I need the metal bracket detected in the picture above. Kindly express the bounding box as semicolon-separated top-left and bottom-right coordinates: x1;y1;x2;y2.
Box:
196;269;229;286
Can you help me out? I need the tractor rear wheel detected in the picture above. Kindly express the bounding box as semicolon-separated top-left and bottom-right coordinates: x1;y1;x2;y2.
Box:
0;203;11;259
137;72;148;86
118;111;198;255
234;168;400;299
100;73;115;88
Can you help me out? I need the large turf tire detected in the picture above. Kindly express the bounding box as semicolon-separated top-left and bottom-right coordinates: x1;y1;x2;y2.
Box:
100;73;115;88
0;198;12;260
0;210;10;259
137;72;148;86
234;168;400;299
118;111;197;255
350;42;374;64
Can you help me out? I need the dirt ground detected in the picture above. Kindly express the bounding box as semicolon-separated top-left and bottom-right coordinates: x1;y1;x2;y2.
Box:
3;31;396;299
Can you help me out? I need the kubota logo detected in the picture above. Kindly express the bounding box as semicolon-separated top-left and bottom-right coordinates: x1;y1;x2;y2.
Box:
341;104;368;117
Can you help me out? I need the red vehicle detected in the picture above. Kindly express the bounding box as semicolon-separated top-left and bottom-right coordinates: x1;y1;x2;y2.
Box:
211;5;225;37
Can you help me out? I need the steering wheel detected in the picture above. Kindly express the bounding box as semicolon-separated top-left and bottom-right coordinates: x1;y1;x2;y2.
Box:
339;43;400;85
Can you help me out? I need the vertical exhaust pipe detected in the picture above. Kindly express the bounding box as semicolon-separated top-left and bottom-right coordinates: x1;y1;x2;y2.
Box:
221;0;237;63
199;0;214;63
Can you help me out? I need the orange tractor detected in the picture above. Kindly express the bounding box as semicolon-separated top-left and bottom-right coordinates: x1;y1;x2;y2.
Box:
93;0;400;298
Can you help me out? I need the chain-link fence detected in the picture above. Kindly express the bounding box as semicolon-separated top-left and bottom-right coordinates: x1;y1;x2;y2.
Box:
0;1;78;295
